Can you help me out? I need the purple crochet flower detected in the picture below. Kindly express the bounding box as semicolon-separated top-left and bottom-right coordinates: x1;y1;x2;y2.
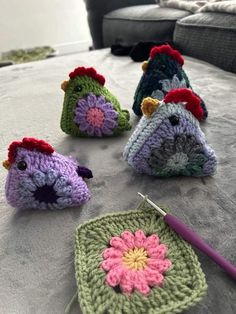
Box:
74;92;118;136
17;169;75;210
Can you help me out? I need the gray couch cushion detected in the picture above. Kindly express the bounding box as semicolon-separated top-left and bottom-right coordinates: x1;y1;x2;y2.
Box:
103;4;191;47
85;0;156;49
174;12;236;73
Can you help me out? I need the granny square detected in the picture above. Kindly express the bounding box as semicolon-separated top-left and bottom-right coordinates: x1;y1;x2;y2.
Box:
75;202;207;314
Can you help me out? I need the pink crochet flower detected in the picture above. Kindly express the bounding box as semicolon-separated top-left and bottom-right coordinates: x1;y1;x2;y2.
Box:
101;230;172;295
74;92;118;136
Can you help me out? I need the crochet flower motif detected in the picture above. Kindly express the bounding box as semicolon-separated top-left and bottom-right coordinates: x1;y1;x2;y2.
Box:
18;169;73;209
151;74;187;100
74;92;118;136
101;230;172;295
149;134;207;176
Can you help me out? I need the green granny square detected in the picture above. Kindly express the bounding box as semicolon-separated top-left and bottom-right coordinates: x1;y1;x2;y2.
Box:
74;202;207;314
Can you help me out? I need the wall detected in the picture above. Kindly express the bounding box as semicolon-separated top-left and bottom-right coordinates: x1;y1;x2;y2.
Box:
0;0;91;53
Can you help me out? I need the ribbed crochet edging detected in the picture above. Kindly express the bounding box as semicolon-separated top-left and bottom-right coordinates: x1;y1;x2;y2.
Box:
74;201;207;314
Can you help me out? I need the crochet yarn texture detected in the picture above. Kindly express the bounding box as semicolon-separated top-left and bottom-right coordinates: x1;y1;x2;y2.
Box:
3;137;92;210
133;44;208;119
60;66;131;137
124;88;217;177
74;201;207;314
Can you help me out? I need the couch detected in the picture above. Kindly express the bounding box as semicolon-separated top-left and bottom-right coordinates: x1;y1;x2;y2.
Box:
84;0;236;73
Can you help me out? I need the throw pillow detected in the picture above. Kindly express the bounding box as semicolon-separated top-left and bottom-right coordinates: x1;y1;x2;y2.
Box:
159;0;208;13
199;0;236;14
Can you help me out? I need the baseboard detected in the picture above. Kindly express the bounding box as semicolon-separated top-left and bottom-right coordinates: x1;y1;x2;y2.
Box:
53;40;91;56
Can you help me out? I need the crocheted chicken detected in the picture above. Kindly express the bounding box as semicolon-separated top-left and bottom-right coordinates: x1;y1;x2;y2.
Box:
60;66;131;137
3;138;93;209
133;44;208;119
124;89;216;177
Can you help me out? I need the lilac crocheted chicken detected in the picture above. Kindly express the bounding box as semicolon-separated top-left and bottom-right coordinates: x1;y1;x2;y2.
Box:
3;138;92;210
124;89;217;177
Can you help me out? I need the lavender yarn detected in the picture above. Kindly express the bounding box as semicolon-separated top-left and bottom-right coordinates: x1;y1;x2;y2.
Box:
124;103;217;177
74;93;118;137
5;148;91;210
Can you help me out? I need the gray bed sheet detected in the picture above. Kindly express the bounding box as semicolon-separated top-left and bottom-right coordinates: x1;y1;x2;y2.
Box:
0;49;235;314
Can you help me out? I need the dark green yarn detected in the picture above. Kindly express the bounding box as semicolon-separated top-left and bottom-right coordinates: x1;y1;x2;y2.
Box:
133;54;188;116
60;75;131;137
132;53;208;119
74;202;207;314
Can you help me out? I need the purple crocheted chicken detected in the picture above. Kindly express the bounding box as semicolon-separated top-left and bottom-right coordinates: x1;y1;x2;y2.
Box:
124;89;217;177
3;138;93;210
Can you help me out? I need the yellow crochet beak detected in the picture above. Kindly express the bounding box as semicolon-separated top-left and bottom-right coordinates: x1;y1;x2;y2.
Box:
142;60;149;72
2;160;11;170
141;97;160;118
61;80;69;92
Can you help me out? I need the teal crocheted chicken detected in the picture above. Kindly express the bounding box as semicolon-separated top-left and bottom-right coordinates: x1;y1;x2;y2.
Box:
133;44;208;119
60;67;131;137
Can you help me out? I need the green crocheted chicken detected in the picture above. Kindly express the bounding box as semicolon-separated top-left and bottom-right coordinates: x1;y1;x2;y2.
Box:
60;67;131;137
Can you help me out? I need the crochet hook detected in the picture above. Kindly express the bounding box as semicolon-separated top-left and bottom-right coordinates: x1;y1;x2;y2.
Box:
138;192;236;280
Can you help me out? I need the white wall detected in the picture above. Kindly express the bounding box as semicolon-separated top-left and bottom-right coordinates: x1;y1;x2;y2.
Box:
0;0;91;53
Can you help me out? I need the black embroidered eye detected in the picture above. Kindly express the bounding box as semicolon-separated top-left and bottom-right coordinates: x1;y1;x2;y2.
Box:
17;160;27;171
169;115;179;126
74;85;83;92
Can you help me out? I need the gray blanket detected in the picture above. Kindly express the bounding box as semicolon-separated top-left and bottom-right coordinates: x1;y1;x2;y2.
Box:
0;49;235;314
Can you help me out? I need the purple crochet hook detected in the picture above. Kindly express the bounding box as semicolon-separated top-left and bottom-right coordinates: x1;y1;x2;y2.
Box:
138;192;236;280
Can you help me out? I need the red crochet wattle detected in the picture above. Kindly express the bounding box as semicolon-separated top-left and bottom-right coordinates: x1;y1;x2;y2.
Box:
69;66;105;86
7;138;54;164
150;45;184;66
164;89;204;121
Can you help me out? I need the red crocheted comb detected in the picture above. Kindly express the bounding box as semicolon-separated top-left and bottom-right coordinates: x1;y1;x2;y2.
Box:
7;137;54;164
150;45;184;66
164;88;204;120
69;66;105;86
